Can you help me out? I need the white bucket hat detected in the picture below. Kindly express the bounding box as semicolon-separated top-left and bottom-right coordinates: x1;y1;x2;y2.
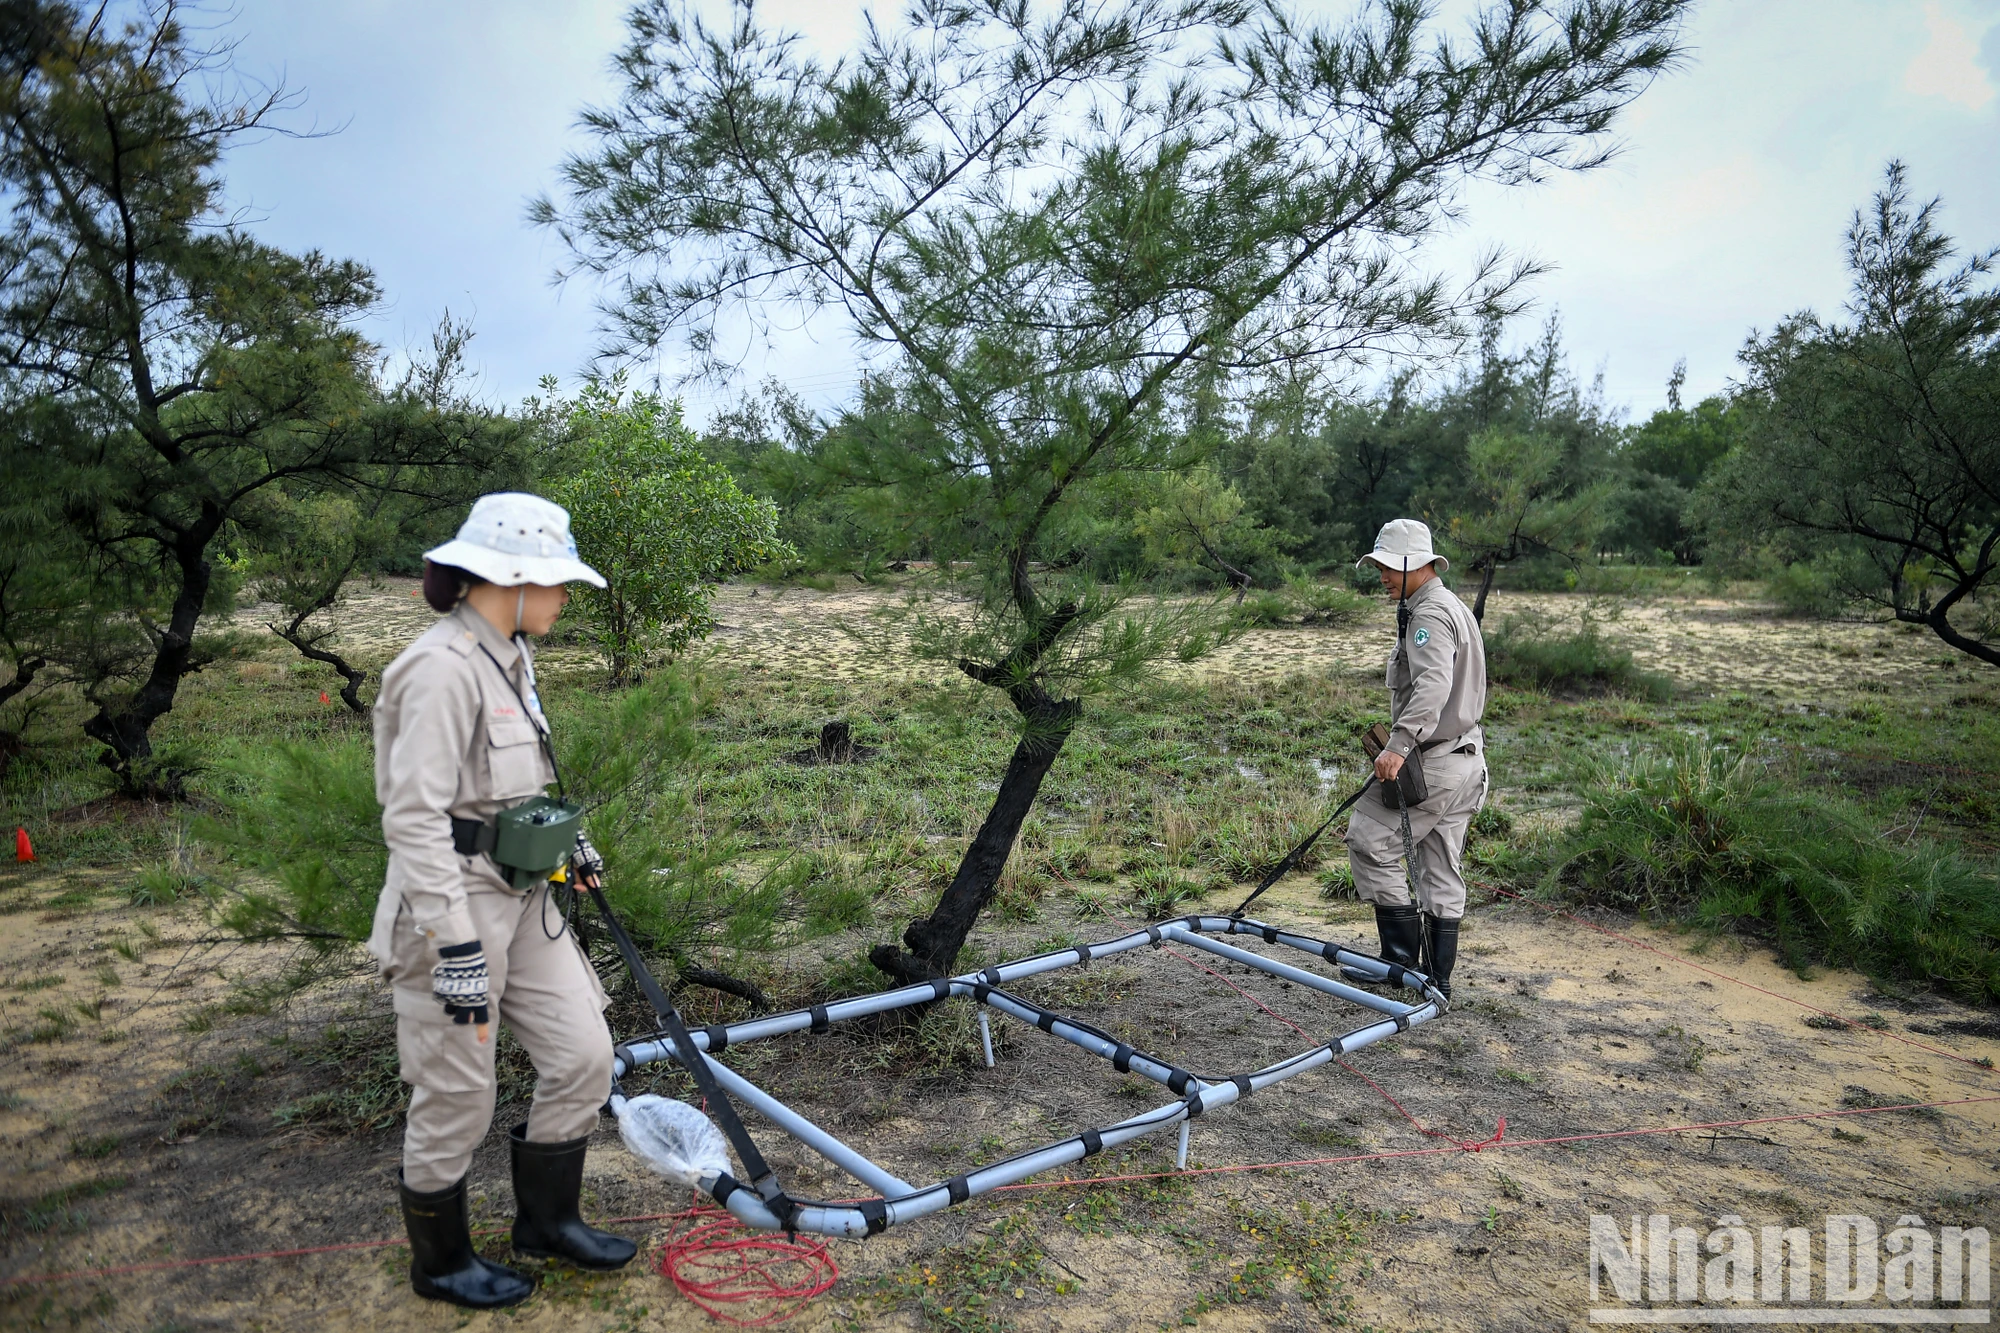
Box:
424;492;606;589
1356;518;1448;574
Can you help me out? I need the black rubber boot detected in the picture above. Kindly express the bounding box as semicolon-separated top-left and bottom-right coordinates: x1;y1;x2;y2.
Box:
1342;903;1425;987
399;1172;535;1309
1422;913;1460;1001
510;1124;637;1270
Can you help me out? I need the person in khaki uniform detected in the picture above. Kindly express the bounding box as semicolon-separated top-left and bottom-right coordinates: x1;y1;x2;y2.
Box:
1342;519;1488;999
368;493;634;1309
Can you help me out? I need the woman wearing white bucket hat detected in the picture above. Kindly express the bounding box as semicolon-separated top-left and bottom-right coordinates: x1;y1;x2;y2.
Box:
367;493;633;1309
1342;518;1489;1000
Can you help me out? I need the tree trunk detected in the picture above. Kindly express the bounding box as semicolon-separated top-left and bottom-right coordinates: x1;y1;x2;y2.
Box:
1913;573;2000;669
0;655;46;710
871;690;1083;984
1472;557;1497;624
83;523;216;789
271;621;369;713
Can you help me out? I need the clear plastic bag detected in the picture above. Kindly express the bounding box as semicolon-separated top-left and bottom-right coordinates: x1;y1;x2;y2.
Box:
616;1094;731;1187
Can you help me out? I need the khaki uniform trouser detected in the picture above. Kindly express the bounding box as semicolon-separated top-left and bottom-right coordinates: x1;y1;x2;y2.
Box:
1343;752;1488;920
384;878;612;1193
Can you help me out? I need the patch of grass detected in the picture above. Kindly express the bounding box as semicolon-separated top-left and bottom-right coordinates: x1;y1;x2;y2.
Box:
1485;615;1673;700
914;997;992;1072
1841;1086;1942;1120
29;1007;77;1043
1290;1122;1364;1152
1495;1066;1535;1085
15;974;64;992
130;857;198;906
1131;866;1204;918
870;1210;1050;1330
271;1019;409;1133
68;1133;119;1160
1177;1198;1362;1325
1316;862;1356;900
1536;737;2000;1003
0;1175;131;1240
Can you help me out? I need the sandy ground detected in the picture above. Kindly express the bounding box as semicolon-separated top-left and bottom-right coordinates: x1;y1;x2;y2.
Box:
267;575;1965;698
2;578;1994;1331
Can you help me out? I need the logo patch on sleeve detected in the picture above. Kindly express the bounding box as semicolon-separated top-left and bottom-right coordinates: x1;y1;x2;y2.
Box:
1413;627;1430;647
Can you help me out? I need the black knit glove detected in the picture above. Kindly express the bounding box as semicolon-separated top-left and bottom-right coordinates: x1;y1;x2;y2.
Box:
432;940;490;1026
572;831;605;888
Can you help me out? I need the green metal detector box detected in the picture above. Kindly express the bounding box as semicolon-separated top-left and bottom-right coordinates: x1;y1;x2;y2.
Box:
492;796;585;889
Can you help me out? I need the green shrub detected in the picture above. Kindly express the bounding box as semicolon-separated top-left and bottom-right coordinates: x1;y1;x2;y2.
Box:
1236;590;1296;627
1540;738;2000;1002
1484;616;1672;700
1232;577;1372;629
1769;561;1846;619
1283;575;1371;627
129;861;191;906
199;670;839;973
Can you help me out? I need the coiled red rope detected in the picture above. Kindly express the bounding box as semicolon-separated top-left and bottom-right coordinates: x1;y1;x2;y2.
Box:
653;1201;838;1327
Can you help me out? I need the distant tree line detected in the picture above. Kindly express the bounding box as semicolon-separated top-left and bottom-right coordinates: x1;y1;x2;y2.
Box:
699;165;1995;673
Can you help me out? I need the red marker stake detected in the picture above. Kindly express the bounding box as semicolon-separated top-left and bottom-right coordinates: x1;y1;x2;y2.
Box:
15;828;33;863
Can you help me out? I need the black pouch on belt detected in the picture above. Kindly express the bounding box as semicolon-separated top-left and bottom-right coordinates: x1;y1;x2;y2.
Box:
1361;722;1428;810
452;796;585;890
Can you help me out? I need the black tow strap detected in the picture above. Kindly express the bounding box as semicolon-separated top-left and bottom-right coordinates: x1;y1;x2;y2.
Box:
584;884;795;1228
1227;777;1376;920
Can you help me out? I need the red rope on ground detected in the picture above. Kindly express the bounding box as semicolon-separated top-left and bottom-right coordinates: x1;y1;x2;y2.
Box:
1479;884;1995;1073
8;1094;1996;1292
988;1092;2000;1196
9;905;1993;1298
653;1201;838;1327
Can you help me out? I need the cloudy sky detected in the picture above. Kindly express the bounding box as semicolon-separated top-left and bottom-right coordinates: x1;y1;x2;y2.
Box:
220;0;2000;426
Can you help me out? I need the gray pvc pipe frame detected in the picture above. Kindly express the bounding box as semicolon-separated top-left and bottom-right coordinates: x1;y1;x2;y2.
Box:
613;914;1445;1237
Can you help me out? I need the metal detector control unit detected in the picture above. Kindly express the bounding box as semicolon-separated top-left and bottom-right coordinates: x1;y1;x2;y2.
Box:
492;796;584;889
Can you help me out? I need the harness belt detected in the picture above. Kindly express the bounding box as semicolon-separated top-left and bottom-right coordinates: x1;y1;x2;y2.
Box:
449;816;498;857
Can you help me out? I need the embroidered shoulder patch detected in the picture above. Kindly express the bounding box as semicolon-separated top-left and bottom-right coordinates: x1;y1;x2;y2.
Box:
1413;627;1431;647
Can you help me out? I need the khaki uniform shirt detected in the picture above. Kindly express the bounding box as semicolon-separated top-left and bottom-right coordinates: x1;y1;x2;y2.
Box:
366;605;556;966
1385;576;1488;759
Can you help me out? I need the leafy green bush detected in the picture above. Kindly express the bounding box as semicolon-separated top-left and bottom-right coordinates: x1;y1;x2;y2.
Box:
1484;615;1672;700
1768;561;1846;619
1232;577;1371;628
1540;738;2000;1002
536;379;790;684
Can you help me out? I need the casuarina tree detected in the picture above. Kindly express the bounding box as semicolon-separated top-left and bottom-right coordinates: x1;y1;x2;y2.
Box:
1713;163;1999;667
539;0;1689;981
0;2;518;787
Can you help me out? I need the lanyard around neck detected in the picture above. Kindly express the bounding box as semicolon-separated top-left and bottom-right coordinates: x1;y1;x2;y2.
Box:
477;640;568;800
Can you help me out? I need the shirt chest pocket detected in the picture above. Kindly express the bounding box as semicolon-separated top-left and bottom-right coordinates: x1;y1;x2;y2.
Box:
483;719;548;801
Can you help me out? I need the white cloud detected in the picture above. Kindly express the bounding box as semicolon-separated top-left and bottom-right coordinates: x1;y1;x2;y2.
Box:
1904;3;1997;108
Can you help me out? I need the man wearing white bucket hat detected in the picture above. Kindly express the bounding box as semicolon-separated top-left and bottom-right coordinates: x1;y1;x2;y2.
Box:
1343;518;1488;1000
368;493;633;1308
